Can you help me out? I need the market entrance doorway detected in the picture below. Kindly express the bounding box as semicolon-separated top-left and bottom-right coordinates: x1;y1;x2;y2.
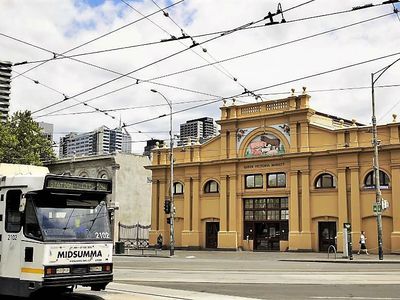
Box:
318;222;336;252
254;222;280;251
206;222;219;248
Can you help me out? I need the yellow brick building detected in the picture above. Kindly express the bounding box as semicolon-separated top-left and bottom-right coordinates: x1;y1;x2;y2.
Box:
148;91;400;253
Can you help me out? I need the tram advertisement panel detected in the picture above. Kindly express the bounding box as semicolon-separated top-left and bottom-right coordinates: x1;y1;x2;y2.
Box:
44;243;112;265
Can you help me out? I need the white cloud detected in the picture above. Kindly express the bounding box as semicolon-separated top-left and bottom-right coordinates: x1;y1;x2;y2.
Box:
1;0;400;153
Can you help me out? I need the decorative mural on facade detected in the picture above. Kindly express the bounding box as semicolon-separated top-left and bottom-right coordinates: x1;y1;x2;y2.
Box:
237;127;257;149
272;124;291;142
245;133;285;157
237;124;290;157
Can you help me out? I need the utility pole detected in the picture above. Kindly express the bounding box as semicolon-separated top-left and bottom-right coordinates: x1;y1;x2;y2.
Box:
371;56;400;260
371;73;384;261
151;89;175;256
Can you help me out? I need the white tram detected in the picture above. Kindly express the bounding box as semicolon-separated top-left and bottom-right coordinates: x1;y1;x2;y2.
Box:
0;164;113;297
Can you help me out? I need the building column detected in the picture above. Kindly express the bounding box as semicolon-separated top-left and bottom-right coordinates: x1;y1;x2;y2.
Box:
390;126;400;144
289;171;300;250
337;168;348;253
290;122;298;153
350;167;361;247
182;177;192;247
218;175;237;249
219;176;228;232
391;166;400;253
218;175;238;248
151;181;159;231
229;131;237;158
220;132;227;159
229;175;237;232
150;179;167;246
182;177;201;247
183;177;192;225
300;122;309;152
301;170;312;250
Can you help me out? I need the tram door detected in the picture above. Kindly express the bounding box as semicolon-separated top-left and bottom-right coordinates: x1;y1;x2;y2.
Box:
318;222;336;252
206;222;219;248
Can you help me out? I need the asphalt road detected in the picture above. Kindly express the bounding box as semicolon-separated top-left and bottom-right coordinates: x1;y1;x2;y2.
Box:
2;251;400;299
110;251;400;299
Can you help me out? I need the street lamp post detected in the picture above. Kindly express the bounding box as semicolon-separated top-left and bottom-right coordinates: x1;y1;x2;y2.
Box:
151;89;175;256
371;57;400;261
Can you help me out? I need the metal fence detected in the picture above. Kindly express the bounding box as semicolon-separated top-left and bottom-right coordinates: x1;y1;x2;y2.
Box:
118;222;151;249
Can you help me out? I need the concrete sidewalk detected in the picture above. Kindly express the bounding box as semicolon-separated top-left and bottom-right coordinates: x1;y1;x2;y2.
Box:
114;248;400;263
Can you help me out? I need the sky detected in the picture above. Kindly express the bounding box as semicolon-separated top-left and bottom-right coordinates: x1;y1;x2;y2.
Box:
1;0;400;154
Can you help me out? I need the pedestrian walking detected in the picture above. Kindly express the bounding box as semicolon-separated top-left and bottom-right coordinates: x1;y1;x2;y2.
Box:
357;231;369;255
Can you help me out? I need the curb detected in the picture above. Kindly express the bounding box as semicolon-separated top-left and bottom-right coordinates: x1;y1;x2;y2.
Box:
280;259;400;264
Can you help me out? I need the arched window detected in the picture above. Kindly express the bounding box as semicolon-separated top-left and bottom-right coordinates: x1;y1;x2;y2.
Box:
173;182;184;195
364;170;390;188
204;180;219;193
315;173;336;188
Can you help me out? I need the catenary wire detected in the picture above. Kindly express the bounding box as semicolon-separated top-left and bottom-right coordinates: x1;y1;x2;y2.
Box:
12;1;395;64
33;9;392;118
51;10;394;117
10;0;185;80
1;32;224;115
13;0;398;65
145;12;394;83
146;0;243;85
30;0;317;115
119;51;400;129
40;83;400;118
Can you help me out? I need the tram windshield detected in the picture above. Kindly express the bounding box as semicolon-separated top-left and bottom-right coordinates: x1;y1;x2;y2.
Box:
24;193;111;241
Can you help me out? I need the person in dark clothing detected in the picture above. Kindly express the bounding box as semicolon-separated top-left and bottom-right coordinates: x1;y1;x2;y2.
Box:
157;234;163;249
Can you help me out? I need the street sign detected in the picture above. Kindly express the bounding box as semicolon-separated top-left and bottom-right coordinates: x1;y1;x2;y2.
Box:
373;203;382;214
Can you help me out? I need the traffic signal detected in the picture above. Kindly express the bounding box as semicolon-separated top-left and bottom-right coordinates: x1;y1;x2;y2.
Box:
166;217;171;224
108;208;115;221
164;200;171;214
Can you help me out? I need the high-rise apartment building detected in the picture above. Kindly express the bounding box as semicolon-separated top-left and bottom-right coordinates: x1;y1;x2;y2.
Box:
38;122;54;141
143;139;164;157
59;126;131;158
179;117;217;145
0;60;12;123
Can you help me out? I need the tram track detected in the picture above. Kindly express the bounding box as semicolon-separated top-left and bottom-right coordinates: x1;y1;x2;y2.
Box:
105;286;193;300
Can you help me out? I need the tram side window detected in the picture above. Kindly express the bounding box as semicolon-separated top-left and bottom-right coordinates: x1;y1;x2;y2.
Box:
6;190;22;233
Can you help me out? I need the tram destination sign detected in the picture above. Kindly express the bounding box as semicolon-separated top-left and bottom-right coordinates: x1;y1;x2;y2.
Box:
45;177;112;193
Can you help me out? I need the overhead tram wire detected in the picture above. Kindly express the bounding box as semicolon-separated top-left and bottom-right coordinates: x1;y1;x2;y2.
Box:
11;1;399;66
11;70;123;122
29;0;319;115
2;32;224;115
146;0;246;90
31;9;397;118
47;83;400;117
11;0;185;80
38;97;222;117
37;80;221;118
120;51;400;129
33;9;396;118
144;12;395;83
60;10;390;109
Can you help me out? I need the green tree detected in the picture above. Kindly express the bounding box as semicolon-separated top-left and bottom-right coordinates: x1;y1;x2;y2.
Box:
0;111;56;165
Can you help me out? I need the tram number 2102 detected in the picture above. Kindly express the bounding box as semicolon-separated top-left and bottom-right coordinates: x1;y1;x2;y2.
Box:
95;232;110;239
8;234;18;240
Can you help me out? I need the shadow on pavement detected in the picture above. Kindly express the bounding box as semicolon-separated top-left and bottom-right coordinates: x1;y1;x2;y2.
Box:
1;292;105;300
